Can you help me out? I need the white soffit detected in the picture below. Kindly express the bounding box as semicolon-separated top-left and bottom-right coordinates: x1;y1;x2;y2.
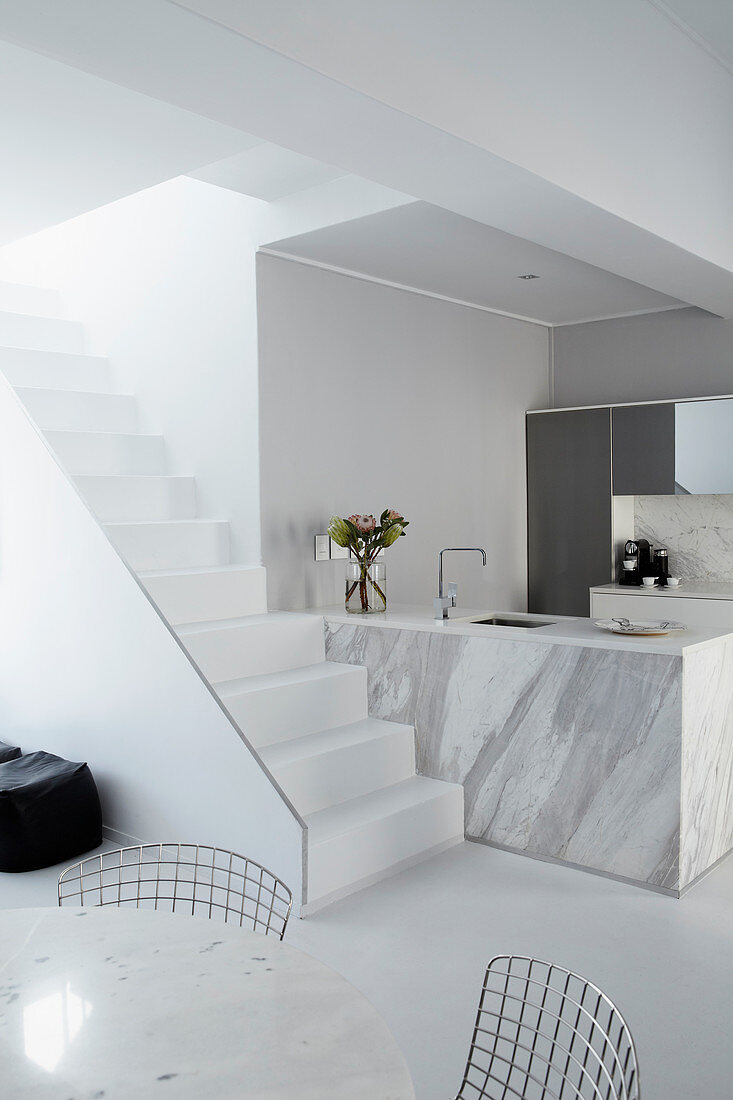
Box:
263;202;684;327
0;39;253;246
189;144;347;202
1;0;733;314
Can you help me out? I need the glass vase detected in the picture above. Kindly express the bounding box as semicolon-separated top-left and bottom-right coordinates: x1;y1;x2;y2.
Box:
345;559;387;614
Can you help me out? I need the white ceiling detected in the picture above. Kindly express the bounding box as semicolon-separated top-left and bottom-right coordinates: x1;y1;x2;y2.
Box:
189;144;346;202
653;0;733;70
1;1;732;318
1;0;732;316
0;37;251;246
264;202;683;327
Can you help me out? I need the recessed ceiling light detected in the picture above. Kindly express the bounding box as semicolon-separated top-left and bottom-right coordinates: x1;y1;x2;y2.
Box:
518;273;540;280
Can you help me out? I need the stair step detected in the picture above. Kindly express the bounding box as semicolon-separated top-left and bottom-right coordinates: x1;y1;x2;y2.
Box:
43;429;166;475
0;310;84;353
260;718;415;816
0;281;62;317
0;348;111;390
139;564;267;624
75;475;197;522
305;776;464;907
105;519;230;572
215;661;367;746
177;612;326;683
15;388;138;433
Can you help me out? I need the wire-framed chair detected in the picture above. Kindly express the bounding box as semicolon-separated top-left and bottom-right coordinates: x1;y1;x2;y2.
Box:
58;842;293;940
455;955;640;1100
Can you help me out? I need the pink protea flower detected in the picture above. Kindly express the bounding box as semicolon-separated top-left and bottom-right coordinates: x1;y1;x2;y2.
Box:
349;514;376;533
386;509;403;522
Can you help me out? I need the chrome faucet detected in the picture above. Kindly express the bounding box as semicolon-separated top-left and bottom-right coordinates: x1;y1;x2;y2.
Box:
434;547;487;619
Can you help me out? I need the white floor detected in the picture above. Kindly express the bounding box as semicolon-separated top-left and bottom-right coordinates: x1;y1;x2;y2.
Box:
2;840;732;1100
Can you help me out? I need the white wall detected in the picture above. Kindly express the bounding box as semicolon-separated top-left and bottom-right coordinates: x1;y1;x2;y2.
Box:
552;307;733;408
0;375;303;903
0;175;410;565
257;255;549;612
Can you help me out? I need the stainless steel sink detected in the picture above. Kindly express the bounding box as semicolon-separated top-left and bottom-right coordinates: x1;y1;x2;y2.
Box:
468;616;556;629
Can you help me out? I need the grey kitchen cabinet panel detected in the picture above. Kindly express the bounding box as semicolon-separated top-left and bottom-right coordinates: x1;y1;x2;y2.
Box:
527;408;612;617
612;403;675;495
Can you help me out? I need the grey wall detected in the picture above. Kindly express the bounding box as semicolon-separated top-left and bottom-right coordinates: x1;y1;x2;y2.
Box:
553;307;733;407
257;255;549;611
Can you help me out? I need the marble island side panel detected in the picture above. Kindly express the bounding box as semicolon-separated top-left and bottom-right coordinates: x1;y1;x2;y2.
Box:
681;636;733;889
325;621;683;891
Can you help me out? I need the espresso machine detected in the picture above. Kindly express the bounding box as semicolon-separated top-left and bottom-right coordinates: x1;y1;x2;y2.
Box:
619;538;653;585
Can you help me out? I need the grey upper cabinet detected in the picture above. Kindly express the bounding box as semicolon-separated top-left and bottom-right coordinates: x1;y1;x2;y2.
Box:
527;408;612;617
612;404;675;495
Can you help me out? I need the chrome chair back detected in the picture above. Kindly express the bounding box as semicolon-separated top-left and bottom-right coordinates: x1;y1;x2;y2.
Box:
58;842;293;939
456;955;639;1099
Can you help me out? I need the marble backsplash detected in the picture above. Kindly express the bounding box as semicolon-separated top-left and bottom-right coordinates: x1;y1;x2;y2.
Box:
635;495;733;582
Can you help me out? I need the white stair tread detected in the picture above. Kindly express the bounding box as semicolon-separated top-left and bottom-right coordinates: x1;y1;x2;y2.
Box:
0;347;105;364
0;281;61;316
176;610;314;636
306;776;463;842
14;387;138;433
76;474;195;485
139;563;252;578
105;518;228;529
260;717;413;769
0;310;83;353
175;611;323;681
75;474;196;523
105;518;229;572
43;427;166;475
45;428;156;439
139;564;267;625
215;660;362;698
14;385;133;399
0;348;111;390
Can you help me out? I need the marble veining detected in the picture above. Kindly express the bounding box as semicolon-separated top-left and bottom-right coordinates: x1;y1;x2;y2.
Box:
635;494;733;581
680;638;733;888
0;906;415;1100
326;622;683;889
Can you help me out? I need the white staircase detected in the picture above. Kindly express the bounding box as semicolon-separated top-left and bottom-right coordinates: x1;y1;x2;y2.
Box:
0;280;464;911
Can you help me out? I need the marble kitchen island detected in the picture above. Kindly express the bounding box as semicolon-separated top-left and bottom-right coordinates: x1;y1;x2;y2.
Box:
312;606;733;896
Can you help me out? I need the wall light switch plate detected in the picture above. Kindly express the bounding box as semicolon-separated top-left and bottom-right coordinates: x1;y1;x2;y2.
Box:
314;534;330;561
329;539;350;560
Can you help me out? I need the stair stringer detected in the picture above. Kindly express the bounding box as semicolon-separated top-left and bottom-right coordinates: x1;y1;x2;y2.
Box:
0;373;307;909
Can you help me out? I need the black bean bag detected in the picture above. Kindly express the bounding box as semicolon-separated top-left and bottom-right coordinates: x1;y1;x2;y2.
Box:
0;751;102;872
0;741;21;763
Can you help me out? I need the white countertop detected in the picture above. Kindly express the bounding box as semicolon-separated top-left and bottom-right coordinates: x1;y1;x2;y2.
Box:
307;603;733;656
591;581;733;601
0;907;414;1100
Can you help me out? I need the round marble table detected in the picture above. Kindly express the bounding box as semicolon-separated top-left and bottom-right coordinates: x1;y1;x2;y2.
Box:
0;907;415;1099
